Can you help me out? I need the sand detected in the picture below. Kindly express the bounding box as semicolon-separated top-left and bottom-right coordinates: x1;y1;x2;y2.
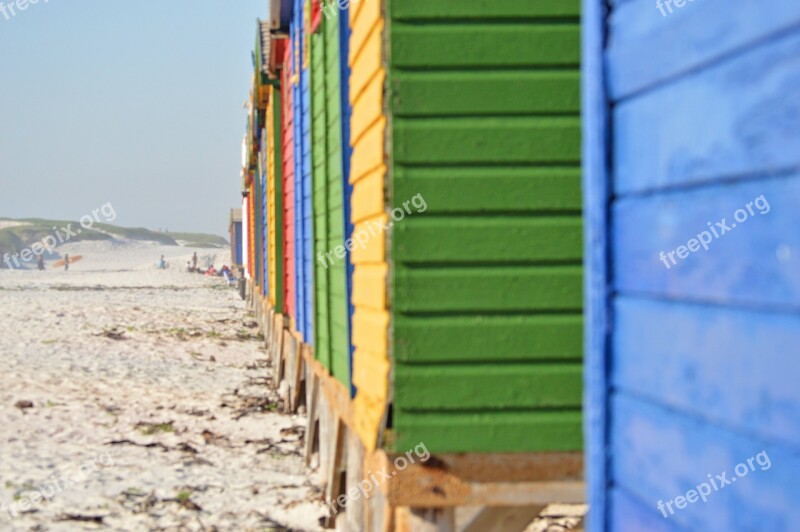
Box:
0;241;324;531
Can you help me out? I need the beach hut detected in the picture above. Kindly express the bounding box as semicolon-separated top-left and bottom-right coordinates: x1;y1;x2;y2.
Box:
266;83;285;313
229;208;243;268
583;0;800;529
282;38;297;325
309;0;351;389
291;0;315;344
292;0;585;528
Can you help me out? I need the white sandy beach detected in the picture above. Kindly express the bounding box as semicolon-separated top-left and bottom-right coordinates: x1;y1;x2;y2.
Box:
0;241;324;531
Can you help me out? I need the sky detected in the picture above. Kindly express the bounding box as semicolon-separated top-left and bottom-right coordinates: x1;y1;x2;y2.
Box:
0;0;265;236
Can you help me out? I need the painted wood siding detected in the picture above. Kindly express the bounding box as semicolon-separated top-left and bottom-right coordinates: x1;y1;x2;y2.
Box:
584;0;800;529
349;0;390;452
387;0;583;453
311;12;351;387
339;9;355;399
268;85;284;312
282;43;297;322
292;0;315;342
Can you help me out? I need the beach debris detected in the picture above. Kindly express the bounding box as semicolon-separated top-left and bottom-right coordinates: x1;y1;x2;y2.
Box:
176;442;199;454
55;513;105;524
135;421;175;435
246;437;303;457
94;327;126;341
105;439;172;453
200;430;228;446
14;400;34;410
172;490;203;511
280;425;305;440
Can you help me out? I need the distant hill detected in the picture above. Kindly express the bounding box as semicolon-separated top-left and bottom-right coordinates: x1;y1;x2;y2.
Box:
0;218;228;263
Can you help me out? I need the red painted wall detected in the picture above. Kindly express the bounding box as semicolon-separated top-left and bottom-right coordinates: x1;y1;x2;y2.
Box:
281;44;296;321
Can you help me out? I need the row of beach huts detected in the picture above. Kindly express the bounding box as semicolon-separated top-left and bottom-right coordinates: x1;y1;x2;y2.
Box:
230;0;800;530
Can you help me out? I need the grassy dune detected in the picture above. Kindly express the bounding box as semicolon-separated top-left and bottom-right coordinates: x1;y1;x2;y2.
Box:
0;218;228;262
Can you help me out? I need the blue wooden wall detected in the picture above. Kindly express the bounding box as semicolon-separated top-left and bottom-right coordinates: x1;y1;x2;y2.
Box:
291;0;314;344
584;0;800;529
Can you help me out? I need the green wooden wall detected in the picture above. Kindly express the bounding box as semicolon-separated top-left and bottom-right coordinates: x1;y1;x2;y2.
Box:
312;15;350;388
271;88;284;313
387;0;584;453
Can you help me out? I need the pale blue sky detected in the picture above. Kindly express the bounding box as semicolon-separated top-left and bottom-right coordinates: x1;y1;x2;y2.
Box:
0;0;264;235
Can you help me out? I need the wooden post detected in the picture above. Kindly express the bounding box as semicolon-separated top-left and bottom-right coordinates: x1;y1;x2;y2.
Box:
322;410;346;528
281;330;296;413
304;367;319;467
345;429;366;531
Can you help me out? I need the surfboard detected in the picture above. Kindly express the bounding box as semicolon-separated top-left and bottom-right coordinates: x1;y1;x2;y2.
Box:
52;255;83;268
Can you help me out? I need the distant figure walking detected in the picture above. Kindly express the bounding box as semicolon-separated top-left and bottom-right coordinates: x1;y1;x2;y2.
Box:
37;255;45;271
64;254;69;271
192;252;198;271
159;255;167;270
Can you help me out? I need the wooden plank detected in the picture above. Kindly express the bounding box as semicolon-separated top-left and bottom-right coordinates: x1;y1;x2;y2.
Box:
393;117;580;165
392;71;580;117
305;367;320;466
292;344;309;412
461;505;546;532
391;24;580;68
367;482;394;532
607;0;800;99
395;363;582;410
348;0;382;70
613;30;800;195
394;314;582;363
324;417;347;528
394;266;583;313
610;393;800;529
396;217;583;264
352;264;388;310
350;118;386;183
349;166;384;220
614;297;800;447
612;173;800;308
393;411;582;453
367;450;585;507
391;0;580;20
272;314;286;388
350;72;384;144
345;429;367;531
393;167;582;214
282;330;299;414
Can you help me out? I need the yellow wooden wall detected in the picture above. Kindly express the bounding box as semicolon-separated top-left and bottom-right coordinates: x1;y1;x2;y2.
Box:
349;0;389;452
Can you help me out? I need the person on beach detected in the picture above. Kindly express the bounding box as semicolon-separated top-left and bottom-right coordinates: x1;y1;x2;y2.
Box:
64;254;69;271
37;255;45;271
192;252;198;271
159;255;166;269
